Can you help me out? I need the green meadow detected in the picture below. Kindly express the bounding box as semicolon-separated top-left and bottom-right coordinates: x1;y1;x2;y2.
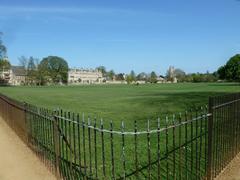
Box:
0;83;239;179
0;83;239;128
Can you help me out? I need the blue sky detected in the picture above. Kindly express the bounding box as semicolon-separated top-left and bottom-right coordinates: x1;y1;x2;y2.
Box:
0;0;239;74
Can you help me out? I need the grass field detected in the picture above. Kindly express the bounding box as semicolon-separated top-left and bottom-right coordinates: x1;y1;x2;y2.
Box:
0;83;239;127
1;83;239;179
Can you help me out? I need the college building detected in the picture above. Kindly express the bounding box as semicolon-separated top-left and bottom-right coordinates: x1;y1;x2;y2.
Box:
68;68;104;84
0;66;26;85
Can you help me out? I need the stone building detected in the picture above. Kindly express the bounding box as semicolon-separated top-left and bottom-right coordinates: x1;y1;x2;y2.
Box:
9;66;26;85
168;66;178;83
0;69;11;84
68;68;104;84
0;66;26;85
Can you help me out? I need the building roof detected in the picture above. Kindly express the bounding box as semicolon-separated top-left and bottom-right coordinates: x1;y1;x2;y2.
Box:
11;66;26;76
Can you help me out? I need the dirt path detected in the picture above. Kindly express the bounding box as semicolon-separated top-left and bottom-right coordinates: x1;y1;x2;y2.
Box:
215;153;240;180
0;118;56;180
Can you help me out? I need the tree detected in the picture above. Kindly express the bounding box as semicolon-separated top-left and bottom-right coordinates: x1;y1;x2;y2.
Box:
18;56;29;70
115;73;125;81
218;54;240;81
130;70;136;82
136;72;148;81
107;70;115;80
0;34;10;85
18;56;40;85
26;57;37;85
96;66;107;76
0;32;7;59
150;71;158;83
188;72;217;83
39;56;69;85
217;66;226;80
0;59;11;71
174;69;186;82
125;70;136;84
126;75;132;84
0;58;11;85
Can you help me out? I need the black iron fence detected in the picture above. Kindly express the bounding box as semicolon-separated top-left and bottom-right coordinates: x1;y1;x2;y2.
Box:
0;93;239;180
207;93;240;179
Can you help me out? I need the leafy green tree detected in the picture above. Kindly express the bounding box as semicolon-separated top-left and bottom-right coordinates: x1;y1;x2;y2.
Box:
188;72;217;83
0;59;11;71
219;54;240;81
39;56;69;85
205;73;217;82
183;74;193;82
217;66;225;80
150;71;158;83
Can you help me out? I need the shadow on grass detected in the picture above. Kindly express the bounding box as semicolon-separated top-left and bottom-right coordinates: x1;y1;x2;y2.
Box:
125;91;231;124
208;83;240;87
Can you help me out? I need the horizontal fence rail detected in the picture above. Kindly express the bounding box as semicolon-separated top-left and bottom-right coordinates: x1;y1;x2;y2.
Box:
0;93;239;179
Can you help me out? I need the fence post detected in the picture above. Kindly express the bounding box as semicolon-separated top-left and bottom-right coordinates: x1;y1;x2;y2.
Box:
23;102;28;144
53;111;61;180
207;97;214;180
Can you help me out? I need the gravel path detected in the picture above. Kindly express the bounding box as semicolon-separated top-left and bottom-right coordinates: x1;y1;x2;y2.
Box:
215;153;240;180
0;118;56;180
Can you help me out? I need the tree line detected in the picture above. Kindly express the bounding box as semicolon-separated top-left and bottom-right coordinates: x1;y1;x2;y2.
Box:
18;56;69;85
0;33;69;85
1;32;239;85
96;66;219;84
96;66;161;84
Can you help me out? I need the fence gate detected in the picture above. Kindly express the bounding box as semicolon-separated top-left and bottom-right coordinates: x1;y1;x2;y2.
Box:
207;93;240;180
54;112;86;180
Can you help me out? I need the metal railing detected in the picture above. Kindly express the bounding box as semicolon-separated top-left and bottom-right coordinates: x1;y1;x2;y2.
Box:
0;93;239;180
207;93;240;179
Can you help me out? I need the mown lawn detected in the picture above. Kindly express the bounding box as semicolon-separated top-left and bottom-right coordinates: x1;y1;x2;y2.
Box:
0;83;239;128
0;83;239;179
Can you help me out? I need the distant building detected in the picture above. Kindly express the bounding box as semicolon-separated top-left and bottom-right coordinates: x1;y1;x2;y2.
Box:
68;68;104;84
0;69;11;84
9;66;26;85
157;75;166;83
0;57;11;84
135;80;146;84
106;80;127;84
169;66;175;79
168;66;178;83
0;66;26;85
